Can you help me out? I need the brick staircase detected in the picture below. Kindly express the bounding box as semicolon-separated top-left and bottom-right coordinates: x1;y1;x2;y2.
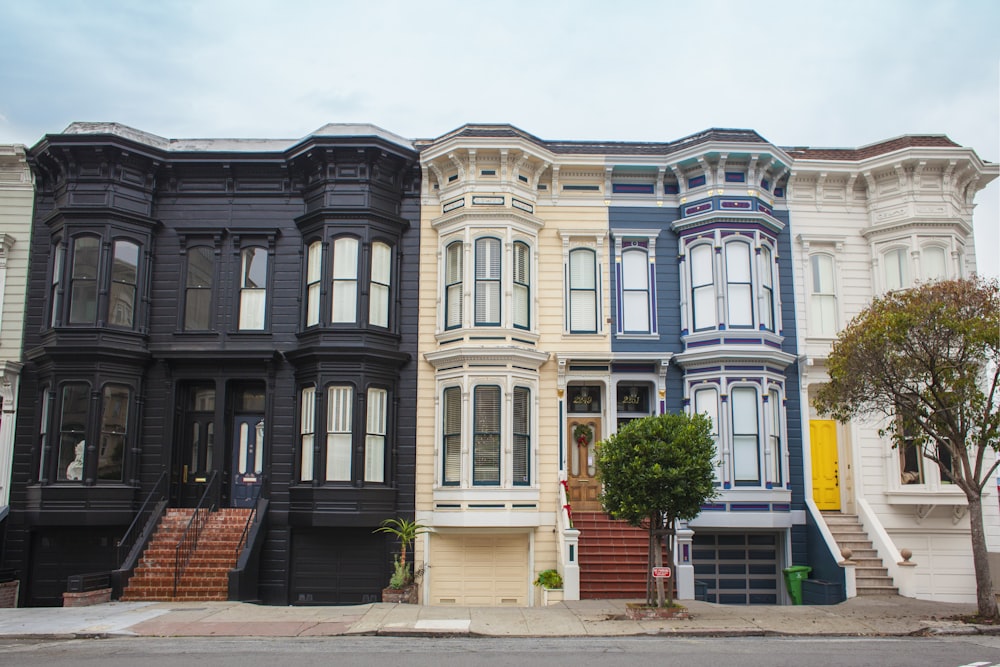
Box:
576;512;659;599
121;507;251;601
821;511;898;596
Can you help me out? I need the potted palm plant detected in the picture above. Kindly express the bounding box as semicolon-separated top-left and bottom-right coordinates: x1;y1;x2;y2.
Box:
374;517;427;604
533;568;564;606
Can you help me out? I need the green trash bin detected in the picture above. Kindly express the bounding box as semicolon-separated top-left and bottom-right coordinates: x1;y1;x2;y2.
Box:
782;565;812;605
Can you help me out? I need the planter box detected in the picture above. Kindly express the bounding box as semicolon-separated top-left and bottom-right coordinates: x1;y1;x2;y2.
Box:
0;580;19;608
541;587;564;606
625;603;690;620
63;588;111;607
381;585;418;604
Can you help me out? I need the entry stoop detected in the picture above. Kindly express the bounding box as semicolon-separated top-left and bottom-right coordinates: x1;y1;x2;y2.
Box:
576;512;656;599
122;508;251;601
821;511;899;595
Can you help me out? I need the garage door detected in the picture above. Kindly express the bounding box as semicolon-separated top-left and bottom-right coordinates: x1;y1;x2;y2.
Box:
429;533;529;606
692;532;779;604
290;528;389;605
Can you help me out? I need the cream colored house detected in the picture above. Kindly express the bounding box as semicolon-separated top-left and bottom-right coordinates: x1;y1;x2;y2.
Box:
415;126;617;606
789;135;1000;602
0;145;32;520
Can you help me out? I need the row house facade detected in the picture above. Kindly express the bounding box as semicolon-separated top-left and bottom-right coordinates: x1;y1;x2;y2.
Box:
2;123;421;606
1;122;995;607
413;126;807;606
0;145;33;561
787;136;1000;602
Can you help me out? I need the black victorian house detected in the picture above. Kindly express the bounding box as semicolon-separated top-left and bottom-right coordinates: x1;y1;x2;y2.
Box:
2;123;420;606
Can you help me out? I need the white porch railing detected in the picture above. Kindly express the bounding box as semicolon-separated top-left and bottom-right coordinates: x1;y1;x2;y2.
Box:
557;474;580;600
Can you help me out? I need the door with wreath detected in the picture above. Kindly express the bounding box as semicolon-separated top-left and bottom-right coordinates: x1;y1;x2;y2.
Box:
566;385;603;512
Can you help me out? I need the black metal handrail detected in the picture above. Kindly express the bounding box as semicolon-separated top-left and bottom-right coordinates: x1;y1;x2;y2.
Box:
173;471;219;597
116;470;168;567
235;477;266;558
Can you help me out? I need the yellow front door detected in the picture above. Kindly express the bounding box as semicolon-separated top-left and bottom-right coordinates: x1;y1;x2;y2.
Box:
810;419;840;510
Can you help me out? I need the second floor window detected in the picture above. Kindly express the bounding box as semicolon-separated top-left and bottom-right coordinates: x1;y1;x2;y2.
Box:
109;240;139;328
238;247;268;330
809;254;837;337
332;237;359;323
690;244;716;331
621;246;651;333
475;238;501;326
69;237;100;324
184;246;215;331
512;241;530;329
306;242;322;326
725;242;754;329
299;386;315;482
369;242;391;328
568;248;597;333
445;242;464;330
326;385;353;481
883;248;909;291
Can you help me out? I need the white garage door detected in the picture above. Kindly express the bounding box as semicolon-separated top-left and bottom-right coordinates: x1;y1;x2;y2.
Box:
429;533;530;606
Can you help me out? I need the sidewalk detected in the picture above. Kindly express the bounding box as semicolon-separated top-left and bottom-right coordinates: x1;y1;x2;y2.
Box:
0;595;996;639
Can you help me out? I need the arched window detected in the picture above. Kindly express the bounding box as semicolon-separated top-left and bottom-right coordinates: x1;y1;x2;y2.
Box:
883;248;909;291
725;241;754;328
512;241;530;329
69;236;100;324
568;248;597;333
332;237;359;323
922;246;947;282
809;254;837;337
108;240;139;328
369;242;392;328
238;246;267;330
690;244;716;331
621;247;650;333
445;241;463;330
475;238;501;326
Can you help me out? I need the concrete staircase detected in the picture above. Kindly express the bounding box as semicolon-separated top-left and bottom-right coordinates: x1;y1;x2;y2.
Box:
821;511;898;596
121;508;251;601
576;512;658;599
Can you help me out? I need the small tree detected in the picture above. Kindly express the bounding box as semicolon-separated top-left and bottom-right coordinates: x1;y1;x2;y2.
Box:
596;412;717;608
814;277;1000;619
374;517;427;589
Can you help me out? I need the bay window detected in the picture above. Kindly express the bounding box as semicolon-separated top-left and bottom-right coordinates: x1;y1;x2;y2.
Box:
512;241;530;329
108;240;139;328
442;386;462;485
365;387;387;482
305;242;322;326
369;242;391;328
690;244;716;331
69;236;100;324
332;237;359;323
725;242;754;328
731;386;760;486
475;238;501;326
326;385;353;481
473;385;501;484
299;386;315;481
445;241;464;330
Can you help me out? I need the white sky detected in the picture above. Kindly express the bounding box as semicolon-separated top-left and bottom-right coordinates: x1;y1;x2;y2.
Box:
1;0;997;277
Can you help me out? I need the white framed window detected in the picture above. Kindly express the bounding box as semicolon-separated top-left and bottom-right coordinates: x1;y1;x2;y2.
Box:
369;242;391;328
365;387;387;482
305;242;322;326
512;241;530;329
326;385;353;481
809;254;838;337
758;245;775;332
568;248;598;333
766;388;783;488
442;386;462;485
475;237;501;326
731;386;760;486
299;386;315;482
922;246;947;282
690;243;716;331
693;385;722;481
883;247;909;291
184;245;214;331
512;386;530;485
473;385;501;484
109;240;139;328
621;246;651;333
445;241;463;330
725;241;754;328
438;379;535;488
238;246;267;330
332;237;358;323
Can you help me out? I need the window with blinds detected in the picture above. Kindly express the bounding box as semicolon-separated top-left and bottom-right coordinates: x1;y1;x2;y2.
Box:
475;238;501;325
365;388;387;482
473;385;501;484
326;386;353;481
445;241;463;330
512;241;530;329
299;386;315;481
332;237;358;323
442;386;462;485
